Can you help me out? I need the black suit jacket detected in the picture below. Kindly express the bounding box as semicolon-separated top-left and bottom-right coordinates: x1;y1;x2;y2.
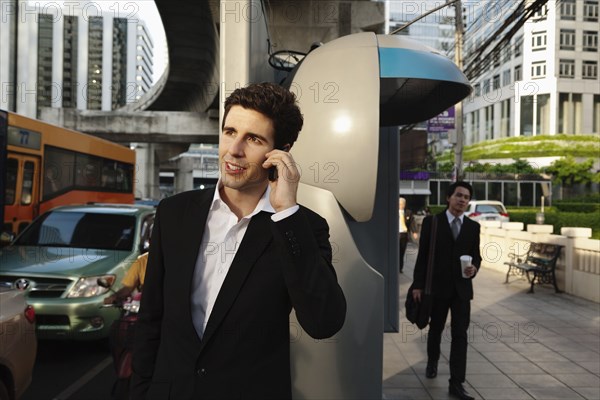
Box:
131;189;346;400
413;212;481;300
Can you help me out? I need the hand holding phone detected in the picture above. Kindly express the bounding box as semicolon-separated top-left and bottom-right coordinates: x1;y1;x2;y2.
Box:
264;145;299;213
268;146;288;182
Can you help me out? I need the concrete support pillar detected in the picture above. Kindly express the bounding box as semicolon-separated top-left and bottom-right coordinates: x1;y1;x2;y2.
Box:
134;143;160;199
175;156;194;194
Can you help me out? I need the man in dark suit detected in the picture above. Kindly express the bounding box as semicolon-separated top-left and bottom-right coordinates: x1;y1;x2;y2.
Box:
398;197;412;273
412;181;481;400
131;83;346;400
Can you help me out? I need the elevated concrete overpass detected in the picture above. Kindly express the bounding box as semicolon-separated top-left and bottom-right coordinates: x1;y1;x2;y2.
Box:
46;0;385;198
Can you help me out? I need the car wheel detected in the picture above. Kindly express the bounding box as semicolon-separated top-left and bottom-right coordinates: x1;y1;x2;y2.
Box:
0;379;10;400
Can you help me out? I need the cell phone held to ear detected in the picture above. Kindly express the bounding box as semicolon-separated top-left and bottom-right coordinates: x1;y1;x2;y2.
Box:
268;166;278;182
267;145;288;182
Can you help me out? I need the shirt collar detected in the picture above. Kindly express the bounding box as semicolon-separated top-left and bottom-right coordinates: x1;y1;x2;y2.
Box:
210;179;276;217
446;209;464;224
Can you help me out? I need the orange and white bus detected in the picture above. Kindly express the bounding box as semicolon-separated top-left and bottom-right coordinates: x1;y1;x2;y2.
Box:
1;110;135;236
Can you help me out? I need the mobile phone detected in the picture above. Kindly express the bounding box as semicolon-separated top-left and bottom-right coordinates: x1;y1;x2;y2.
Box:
268;145;288;182
268;166;278;182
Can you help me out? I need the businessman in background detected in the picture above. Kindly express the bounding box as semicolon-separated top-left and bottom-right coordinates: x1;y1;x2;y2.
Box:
412;182;481;400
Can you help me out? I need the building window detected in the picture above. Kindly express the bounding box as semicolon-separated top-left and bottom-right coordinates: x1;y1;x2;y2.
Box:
503;69;511;86
533;4;548;19
484;79;491;94
514;36;523;56
37;14;54;114
470;111;480;143
493;52;500;68
485;105;494;140
112;18;128;109
582;61;598;79
502;44;512;62
493;75;500;90
559;59;576;78
532;31;547;51
515;65;522;81
521;95;534;136
584;0;599;22
532;61;546;79
583;31;598;52
560;0;577;20
62;16;78;108
87;16;103;110
474;83;481;97
560;29;576;50
500;99;511;137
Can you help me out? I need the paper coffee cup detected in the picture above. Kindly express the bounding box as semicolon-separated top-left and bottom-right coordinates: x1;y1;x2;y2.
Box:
460;255;472;278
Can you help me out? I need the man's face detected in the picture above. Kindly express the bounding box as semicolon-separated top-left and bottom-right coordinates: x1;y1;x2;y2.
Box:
399;199;405;210
447;186;471;215
219;105;276;193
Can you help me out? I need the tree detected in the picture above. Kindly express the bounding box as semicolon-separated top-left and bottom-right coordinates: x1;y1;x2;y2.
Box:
545;156;600;197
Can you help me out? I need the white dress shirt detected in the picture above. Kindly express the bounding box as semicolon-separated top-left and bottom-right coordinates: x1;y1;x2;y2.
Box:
191;183;299;338
446;209;464;226
399;209;408;233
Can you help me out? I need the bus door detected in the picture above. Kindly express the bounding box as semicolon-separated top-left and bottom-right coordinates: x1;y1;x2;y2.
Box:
4;154;40;234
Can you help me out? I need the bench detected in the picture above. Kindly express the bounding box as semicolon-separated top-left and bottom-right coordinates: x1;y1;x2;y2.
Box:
504;242;563;293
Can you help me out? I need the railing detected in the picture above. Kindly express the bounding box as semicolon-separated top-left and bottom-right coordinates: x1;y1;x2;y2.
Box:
479;222;600;303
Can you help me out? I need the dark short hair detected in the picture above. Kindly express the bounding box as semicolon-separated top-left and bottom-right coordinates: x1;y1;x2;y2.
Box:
222;82;304;149
446;181;473;200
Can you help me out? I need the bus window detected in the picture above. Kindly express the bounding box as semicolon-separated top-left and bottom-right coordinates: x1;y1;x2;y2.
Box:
44;146;75;199
5;158;18;205
75;153;102;187
21;161;34;205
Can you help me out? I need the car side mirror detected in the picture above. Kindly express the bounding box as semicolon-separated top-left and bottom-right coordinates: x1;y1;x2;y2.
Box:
0;231;16;246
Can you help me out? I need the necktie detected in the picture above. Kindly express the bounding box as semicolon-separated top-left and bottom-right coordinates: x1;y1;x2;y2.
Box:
451;217;461;240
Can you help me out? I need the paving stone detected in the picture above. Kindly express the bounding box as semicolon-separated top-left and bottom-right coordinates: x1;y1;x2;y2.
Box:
524;387;585;399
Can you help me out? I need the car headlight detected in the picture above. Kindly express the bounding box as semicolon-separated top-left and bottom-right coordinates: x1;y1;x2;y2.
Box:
67;275;116;298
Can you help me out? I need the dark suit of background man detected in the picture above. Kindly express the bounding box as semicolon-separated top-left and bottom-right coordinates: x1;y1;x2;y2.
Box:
398;197;412;273
131;83;347;400
412;181;481;400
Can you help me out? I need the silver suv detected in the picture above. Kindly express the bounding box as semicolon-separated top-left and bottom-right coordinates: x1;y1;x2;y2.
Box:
0;204;155;340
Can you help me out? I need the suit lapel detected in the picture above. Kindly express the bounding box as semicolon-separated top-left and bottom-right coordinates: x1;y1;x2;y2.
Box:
438;212;454;241
178;189;213;348
198;211;273;353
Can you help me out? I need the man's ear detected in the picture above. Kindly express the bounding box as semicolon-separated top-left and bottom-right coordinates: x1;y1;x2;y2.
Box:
282;144;291;152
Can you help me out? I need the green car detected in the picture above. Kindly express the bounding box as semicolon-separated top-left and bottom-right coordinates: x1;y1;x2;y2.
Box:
0;204;155;340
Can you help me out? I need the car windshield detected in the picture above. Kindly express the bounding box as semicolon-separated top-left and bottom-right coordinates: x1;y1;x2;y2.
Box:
475;205;504;214
15;211;136;250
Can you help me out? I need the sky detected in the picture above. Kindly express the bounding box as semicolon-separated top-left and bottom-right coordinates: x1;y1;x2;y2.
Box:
29;0;168;82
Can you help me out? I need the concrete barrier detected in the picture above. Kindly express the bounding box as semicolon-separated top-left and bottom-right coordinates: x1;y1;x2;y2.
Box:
480;223;600;303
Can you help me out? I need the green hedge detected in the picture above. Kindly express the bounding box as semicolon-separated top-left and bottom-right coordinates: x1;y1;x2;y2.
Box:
567;193;600;203
508;208;600;239
554;202;600;213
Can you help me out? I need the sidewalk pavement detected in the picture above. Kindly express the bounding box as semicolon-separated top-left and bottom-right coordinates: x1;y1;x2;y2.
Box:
383;243;600;400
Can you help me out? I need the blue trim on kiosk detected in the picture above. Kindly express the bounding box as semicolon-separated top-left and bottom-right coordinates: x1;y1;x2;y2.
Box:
378;47;469;84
